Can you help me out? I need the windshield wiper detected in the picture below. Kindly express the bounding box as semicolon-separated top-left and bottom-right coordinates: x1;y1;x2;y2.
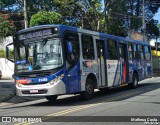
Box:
33;65;41;70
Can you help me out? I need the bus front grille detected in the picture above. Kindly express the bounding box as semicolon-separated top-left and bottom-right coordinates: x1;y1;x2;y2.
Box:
22;90;48;94
16;71;52;78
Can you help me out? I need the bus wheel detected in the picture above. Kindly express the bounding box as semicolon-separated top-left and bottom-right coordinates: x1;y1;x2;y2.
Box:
81;79;94;100
45;95;58;102
129;73;138;89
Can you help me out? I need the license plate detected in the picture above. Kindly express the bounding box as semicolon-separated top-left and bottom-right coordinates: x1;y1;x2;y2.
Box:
30;90;38;93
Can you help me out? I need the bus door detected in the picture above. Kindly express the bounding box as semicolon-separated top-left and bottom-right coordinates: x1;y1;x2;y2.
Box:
107;39;120;87
96;39;107;86
119;43;128;84
64;32;81;93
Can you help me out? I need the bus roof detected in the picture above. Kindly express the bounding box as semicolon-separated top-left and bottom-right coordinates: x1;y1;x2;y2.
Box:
16;24;150;46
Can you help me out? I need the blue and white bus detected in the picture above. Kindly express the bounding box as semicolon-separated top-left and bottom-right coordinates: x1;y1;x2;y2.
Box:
6;25;153;101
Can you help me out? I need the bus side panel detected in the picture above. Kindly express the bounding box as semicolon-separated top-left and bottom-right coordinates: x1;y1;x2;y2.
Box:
145;46;153;77
106;60;121;87
146;60;153;77
141;60;147;80
128;60;134;83
80;60;98;91
131;59;140;77
65;62;81;93
138;60;144;81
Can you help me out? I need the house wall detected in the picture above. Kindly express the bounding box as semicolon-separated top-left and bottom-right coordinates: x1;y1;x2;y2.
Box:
0;58;14;79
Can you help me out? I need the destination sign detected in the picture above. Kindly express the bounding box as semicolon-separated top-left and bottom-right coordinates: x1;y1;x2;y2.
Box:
19;29;52;41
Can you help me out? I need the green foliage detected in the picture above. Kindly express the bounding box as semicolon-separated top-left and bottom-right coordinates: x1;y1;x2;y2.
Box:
30;11;63;26
0;49;14;59
0;49;5;58
76;0;104;31
158;24;160;29
1;0;159;38
0;13;16;37
105;0;128;36
8;49;14;59
146;20;159;38
104;0;160;37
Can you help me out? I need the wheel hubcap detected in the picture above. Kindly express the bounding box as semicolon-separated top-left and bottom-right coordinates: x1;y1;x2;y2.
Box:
87;84;93;95
134;77;137;86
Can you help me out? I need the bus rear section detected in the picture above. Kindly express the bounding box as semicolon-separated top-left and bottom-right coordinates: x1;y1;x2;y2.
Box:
79;35;152;96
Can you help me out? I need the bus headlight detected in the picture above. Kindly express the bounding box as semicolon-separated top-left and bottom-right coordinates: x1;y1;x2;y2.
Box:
16;82;22;87
48;74;63;85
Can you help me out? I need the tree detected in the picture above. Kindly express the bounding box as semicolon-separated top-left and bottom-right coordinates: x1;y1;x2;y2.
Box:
0;0;159;39
128;0;160;38
0;0;24;32
30;11;63;26
29;0;105;31
80;0;104;31
0;13;16;37
105;0;128;36
104;0;160;37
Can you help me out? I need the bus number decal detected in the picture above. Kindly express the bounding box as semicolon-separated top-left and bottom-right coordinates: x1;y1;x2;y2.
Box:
38;78;48;82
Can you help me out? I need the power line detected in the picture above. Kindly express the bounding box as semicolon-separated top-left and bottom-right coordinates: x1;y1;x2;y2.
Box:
109;12;143;19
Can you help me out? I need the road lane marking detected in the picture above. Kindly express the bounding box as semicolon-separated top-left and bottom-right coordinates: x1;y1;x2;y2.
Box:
15;90;143;125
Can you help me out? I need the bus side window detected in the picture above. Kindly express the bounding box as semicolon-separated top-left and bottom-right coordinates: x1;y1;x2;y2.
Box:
144;46;151;60
82;35;95;59
128;42;133;60
132;44;138;60
107;39;118;60
137;45;144;60
64;32;79;70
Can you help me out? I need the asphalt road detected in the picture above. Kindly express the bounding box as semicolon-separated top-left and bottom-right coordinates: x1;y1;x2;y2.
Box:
0;77;160;125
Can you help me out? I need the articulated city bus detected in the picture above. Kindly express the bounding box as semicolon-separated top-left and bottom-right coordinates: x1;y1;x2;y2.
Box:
6;25;153;101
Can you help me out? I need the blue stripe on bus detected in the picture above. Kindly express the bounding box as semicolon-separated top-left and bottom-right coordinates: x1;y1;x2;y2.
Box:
15;69;64;84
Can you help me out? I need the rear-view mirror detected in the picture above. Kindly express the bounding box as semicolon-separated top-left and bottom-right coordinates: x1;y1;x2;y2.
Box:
6;43;14;63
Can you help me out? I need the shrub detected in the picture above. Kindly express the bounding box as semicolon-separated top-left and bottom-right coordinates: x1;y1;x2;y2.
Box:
0;49;5;58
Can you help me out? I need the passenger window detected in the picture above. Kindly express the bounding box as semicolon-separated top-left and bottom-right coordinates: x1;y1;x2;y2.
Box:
128;42;133;60
144;46;151;60
107;39;118;60
132;44;138;60
138;45;144;60
64;32;79;69
82;35;95;59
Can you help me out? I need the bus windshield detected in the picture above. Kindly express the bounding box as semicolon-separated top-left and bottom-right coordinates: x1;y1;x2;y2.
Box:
15;38;63;72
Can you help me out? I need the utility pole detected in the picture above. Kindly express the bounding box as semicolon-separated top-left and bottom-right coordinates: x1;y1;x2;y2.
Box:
156;36;158;55
142;0;145;42
24;0;28;29
104;0;108;31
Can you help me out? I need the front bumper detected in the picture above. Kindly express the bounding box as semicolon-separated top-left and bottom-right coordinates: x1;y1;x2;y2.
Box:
16;80;66;96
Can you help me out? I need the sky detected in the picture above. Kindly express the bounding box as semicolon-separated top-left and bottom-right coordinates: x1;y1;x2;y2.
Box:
153;8;160;24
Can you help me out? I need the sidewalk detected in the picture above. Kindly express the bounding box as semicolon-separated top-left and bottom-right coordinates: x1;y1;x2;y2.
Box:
0;79;43;107
0;79;15;106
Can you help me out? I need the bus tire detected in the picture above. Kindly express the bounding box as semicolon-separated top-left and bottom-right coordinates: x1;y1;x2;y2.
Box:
81;79;94;100
129;73;138;89
45;95;58;102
